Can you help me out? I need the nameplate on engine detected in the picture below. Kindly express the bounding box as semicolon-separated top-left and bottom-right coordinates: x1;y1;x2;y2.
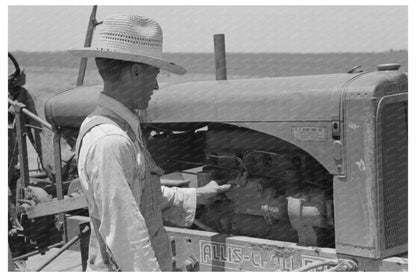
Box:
198;240;334;271
200;240;270;270
292;127;327;142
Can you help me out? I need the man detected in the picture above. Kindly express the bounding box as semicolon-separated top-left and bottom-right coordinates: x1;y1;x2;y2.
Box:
69;15;232;271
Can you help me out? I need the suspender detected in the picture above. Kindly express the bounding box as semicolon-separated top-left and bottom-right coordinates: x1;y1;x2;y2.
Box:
76;116;122;271
75;116;119;160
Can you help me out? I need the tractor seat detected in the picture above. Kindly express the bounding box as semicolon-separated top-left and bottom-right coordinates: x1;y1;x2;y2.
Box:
44;85;101;129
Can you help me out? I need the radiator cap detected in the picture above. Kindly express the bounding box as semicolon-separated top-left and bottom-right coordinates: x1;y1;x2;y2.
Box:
377;63;400;71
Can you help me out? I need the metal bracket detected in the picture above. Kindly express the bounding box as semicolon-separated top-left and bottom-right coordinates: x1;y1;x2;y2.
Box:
14;101;30;208
331;116;340;140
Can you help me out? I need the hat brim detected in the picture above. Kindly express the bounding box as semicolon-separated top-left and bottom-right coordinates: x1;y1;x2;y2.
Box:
68;48;186;75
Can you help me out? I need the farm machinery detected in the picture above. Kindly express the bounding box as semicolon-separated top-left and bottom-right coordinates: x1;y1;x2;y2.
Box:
8;7;408;272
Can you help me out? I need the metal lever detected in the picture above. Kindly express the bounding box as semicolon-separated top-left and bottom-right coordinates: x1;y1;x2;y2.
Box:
36;226;90;272
76;5;103;86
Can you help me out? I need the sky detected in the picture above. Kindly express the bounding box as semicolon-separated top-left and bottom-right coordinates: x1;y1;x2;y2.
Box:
8;5;408;53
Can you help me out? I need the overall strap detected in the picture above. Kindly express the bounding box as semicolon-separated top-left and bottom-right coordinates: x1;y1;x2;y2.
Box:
75;115;121;271
75;116;118;161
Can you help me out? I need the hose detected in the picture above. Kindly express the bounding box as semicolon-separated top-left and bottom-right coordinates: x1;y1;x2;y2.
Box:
294;259;338;272
294;259;358;272
326;260;358;271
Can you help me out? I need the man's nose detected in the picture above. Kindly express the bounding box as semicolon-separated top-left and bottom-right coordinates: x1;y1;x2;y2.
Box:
154;79;159;90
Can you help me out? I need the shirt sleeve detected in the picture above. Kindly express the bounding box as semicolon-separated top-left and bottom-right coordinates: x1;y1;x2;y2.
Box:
159;186;197;227
88;134;160;271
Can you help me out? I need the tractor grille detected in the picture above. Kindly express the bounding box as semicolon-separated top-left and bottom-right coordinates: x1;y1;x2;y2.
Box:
380;101;408;249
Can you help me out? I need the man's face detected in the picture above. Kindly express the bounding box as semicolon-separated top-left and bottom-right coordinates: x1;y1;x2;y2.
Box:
133;64;160;110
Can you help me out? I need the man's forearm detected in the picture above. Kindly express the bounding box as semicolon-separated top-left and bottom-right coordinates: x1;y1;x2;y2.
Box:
160;186;197;227
195;187;211;205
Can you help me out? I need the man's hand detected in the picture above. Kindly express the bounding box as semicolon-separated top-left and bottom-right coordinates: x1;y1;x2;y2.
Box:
228;171;249;188
196;181;232;204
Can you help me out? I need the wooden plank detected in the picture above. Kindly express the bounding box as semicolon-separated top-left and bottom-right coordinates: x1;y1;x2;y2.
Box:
26;196;87;219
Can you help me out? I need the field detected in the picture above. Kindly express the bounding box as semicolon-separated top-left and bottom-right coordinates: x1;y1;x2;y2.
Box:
10;51;408;100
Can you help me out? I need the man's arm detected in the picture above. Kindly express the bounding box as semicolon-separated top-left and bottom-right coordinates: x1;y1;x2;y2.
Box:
89;134;160;271
159;186;197;227
160;181;232;227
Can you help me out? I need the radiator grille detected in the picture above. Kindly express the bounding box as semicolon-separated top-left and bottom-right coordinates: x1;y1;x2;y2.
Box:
380;101;408;249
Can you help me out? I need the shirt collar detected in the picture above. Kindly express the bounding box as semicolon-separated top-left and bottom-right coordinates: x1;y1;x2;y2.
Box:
98;94;142;140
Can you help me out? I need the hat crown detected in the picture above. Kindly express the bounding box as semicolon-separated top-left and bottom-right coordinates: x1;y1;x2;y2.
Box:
68;14;186;74
95;14;163;58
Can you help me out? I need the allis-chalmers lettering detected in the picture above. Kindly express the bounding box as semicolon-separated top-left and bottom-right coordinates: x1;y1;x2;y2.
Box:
201;241;244;265
200;241;265;269
199;241;335;271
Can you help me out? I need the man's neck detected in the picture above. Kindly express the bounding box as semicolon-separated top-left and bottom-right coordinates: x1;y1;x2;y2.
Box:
102;83;136;113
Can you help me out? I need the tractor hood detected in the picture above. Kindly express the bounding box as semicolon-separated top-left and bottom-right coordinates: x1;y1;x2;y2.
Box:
148;74;354;123
45;73;358;129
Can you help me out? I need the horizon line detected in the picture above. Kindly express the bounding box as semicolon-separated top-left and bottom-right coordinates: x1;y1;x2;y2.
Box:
9;49;409;55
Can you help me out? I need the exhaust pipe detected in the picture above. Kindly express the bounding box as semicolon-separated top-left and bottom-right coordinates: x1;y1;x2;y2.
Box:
214;34;227;80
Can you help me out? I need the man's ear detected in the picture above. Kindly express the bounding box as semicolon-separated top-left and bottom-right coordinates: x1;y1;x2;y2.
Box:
130;63;141;81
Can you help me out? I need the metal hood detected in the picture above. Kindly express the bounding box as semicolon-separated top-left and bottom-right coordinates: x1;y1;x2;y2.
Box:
45;73;358;129
147;73;357;123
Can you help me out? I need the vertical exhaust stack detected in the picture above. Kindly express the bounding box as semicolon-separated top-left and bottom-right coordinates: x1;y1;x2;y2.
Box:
214;34;227;80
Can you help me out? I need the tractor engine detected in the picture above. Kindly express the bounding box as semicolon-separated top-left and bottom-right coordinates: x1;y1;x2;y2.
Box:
147;123;335;248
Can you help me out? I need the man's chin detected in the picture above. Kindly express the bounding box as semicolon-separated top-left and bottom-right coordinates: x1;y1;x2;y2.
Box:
137;102;149;110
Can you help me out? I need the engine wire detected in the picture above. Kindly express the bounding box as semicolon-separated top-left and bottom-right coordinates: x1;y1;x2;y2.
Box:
208;154;248;172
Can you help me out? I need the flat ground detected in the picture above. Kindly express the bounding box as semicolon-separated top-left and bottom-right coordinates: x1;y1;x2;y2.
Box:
18;248;82;272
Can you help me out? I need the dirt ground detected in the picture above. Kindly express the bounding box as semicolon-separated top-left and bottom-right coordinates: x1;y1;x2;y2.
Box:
16;248;82;272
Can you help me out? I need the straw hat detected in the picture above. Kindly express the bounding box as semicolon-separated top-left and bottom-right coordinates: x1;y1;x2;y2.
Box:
68;14;186;75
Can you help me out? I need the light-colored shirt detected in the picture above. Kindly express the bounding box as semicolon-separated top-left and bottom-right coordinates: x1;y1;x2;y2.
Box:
77;94;196;271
